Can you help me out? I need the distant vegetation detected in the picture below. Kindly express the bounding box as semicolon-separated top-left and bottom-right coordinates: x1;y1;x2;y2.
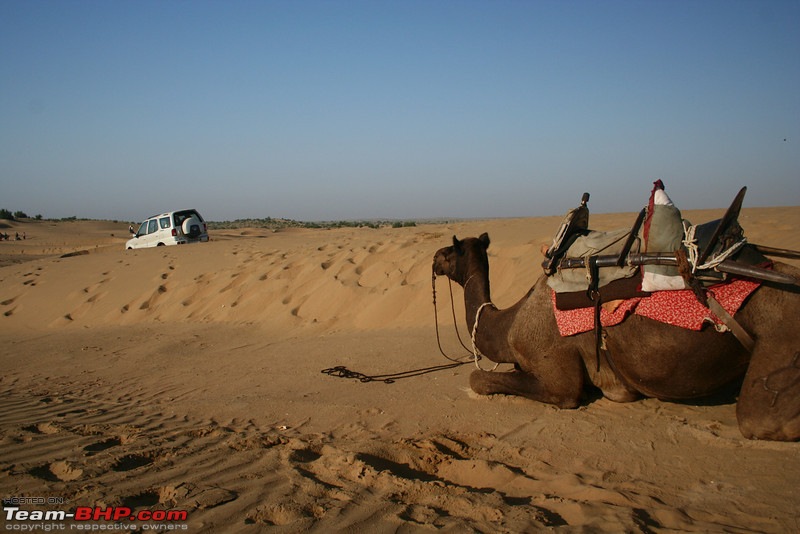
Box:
0;209;424;229
0;209;43;221
0;209;124;223
208;217;416;231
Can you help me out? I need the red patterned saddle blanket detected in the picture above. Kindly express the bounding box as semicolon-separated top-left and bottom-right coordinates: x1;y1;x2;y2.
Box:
552;279;761;337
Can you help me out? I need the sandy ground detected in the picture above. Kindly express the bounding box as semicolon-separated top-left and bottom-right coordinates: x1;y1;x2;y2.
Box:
1;207;799;532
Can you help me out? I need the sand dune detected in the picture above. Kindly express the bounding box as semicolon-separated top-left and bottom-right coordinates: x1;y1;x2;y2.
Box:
1;207;799;532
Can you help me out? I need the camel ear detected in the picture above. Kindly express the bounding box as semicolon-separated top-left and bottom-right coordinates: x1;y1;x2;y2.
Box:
452;235;462;253
479;233;490;249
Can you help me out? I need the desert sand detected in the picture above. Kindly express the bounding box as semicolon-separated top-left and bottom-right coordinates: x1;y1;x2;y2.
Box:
1;207;799;532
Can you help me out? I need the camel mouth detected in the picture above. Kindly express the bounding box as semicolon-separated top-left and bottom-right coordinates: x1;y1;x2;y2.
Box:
432;247;452;277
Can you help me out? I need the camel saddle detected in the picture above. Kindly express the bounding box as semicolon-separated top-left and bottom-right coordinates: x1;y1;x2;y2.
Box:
543;186;795;312
543;190;648;310
543;184;800;363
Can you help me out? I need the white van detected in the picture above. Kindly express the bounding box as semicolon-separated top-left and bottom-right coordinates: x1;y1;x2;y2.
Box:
126;209;209;249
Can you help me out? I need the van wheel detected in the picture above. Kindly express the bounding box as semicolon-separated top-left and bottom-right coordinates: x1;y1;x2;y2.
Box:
157;243;165;246
182;216;203;238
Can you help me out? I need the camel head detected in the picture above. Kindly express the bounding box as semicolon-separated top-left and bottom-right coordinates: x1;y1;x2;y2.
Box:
432;233;490;286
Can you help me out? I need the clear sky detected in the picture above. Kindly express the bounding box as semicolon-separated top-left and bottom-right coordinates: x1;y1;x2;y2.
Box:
1;0;798;222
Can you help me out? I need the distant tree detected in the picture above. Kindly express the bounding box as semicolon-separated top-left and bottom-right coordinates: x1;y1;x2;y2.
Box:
0;208;13;220
13;210;29;219
35;214;43;220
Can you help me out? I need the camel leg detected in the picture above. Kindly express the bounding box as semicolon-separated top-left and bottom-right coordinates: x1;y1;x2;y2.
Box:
734;276;800;441
733;267;800;441
470;369;582;409
736;346;800;441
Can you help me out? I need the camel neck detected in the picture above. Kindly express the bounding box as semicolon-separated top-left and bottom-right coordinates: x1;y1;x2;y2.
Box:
463;271;491;332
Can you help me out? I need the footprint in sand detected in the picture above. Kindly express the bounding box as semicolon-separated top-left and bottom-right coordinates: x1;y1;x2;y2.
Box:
289;448;322;464
191;487;238;510
121;490;161;508
112;453;155;472
23;422;60;434
83;437;122;455
157;484;190;507
247;503;309;526
139;285;167;310
82;278;110;294
30;461;83;482
220;273;244;293
49;460;83;481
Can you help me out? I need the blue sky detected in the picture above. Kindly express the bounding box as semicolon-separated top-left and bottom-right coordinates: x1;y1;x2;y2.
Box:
1;0;798;222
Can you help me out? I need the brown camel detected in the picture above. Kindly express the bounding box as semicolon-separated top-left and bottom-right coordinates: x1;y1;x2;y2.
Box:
433;233;800;441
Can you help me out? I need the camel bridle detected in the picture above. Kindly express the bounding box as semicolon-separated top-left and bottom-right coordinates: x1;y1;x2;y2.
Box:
432;268;497;370
431;269;472;363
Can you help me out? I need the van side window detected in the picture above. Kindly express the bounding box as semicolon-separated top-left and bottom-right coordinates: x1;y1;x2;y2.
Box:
160;217;171;229
148;219;158;234
138;221;149;235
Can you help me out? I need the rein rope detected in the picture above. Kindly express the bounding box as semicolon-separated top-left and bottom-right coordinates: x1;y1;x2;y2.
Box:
432;272;475;362
433;271;498;372
319;268;480;384
320;361;467;384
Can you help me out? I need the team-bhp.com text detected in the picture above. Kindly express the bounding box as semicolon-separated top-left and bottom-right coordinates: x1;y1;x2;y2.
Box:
4;506;188;531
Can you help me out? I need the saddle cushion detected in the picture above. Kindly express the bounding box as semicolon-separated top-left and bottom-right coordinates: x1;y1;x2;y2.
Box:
551;278;760;337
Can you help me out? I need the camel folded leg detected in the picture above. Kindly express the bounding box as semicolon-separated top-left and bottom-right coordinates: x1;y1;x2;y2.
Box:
470;369;582;409
733;275;800;442
737;348;800;441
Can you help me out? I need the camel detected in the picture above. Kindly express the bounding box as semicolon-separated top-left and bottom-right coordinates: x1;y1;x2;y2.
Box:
433;233;800;441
